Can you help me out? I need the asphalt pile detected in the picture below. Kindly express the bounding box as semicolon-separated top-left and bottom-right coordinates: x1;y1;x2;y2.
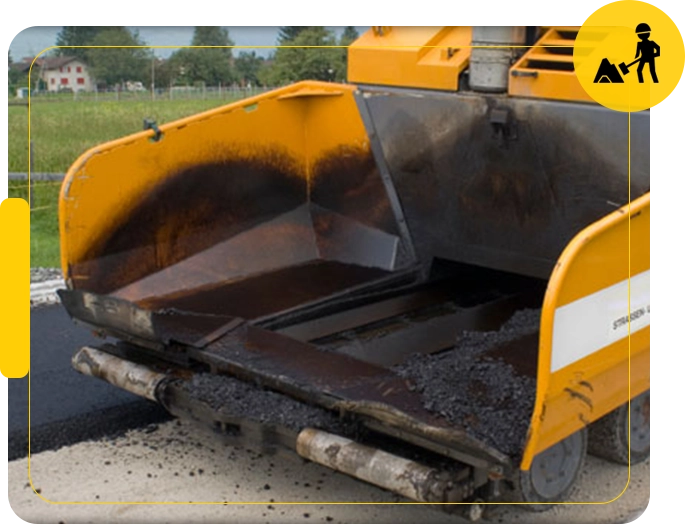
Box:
394;309;540;459
179;373;353;435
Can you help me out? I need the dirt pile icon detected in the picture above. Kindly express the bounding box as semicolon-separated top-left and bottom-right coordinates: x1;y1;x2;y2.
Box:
594;58;624;83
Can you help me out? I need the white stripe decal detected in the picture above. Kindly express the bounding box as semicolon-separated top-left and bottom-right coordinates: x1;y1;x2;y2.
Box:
551;270;650;373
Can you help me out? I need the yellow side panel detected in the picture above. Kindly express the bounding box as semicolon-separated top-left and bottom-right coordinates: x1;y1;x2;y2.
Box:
302;92;371;166
58;81;366;280
348;27;472;91
522;193;650;469
558;201;649;308
534;329;649;456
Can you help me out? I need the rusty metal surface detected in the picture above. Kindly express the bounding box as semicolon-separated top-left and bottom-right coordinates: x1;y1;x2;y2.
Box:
310;145;400;239
256;266;423;330
324;295;527;367
354;93;418;265
59;266;420;348
112;203;400;306
277;286;453;342
113;203;320;305
185;323;510;467
485;332;539;378
58;289;235;348
357;88;650;278
71;149;306;295
136;261;390;319
60;287;517;468
71;143;407;304
194;325;432;411
67;146;407;329
311;205;399;270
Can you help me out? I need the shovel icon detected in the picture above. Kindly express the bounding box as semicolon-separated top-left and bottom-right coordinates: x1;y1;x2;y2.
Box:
618;58;641;75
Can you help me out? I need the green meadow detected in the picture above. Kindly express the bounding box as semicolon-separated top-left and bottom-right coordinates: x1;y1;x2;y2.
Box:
8;97;240;267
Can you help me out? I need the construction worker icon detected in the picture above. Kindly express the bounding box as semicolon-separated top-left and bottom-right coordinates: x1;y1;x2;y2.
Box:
593;23;661;84
575;1;684;112
634;23;660;83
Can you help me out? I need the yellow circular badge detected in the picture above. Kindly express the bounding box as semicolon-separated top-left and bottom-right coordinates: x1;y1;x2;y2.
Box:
574;0;684;112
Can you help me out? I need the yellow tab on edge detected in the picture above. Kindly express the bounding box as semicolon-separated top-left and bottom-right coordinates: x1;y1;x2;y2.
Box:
0;198;29;378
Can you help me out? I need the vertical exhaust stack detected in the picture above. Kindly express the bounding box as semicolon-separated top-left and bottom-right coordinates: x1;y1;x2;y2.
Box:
469;27;526;92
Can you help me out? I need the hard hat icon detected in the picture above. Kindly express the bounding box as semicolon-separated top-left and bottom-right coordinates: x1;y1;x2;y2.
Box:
636;23;651;34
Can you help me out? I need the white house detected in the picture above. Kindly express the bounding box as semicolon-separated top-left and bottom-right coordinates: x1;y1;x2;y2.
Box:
35;56;95;92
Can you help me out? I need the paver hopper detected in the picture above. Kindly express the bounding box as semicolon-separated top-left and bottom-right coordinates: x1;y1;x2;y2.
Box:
59;26;650;514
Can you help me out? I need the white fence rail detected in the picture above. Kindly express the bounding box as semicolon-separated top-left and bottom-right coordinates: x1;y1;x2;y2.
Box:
10;85;275;104
9;173;65;181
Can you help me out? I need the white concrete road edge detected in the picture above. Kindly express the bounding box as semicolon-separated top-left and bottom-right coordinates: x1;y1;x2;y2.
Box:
8;419;649;524
30;278;65;307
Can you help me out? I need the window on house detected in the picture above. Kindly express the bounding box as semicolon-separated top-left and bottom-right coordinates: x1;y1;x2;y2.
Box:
59;67;63;72
50;78;55;84
67;66;71;72
61;78;68;85
76;66;82;73
77;78;85;85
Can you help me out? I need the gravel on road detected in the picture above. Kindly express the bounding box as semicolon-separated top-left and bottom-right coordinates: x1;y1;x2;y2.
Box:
8;419;649;524
30;267;63;284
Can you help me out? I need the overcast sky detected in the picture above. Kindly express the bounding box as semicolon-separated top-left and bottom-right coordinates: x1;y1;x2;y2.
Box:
9;26;369;61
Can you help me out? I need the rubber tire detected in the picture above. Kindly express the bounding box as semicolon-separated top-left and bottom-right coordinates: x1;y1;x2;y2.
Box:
588;390;650;465
515;428;587;512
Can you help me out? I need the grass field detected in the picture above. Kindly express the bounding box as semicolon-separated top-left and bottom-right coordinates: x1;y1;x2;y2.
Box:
9;97;243;173
9;180;62;268
8;97;244;267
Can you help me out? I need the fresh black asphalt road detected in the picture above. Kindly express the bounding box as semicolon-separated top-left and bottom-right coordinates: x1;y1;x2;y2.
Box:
8;304;170;460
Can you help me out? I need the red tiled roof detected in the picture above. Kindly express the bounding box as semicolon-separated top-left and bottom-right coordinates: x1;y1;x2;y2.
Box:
33;56;83;70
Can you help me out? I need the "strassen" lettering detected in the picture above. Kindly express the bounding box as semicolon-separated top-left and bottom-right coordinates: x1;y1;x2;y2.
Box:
613;304;650;331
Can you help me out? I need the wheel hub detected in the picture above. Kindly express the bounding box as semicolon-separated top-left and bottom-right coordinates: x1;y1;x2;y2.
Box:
530;431;585;499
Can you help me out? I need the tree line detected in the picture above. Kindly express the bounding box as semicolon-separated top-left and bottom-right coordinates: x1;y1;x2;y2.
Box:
10;26;360;91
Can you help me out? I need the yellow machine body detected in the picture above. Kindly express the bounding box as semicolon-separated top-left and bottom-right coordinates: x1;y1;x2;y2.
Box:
523;193;649;468
348;26;472;91
59;26;649;478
